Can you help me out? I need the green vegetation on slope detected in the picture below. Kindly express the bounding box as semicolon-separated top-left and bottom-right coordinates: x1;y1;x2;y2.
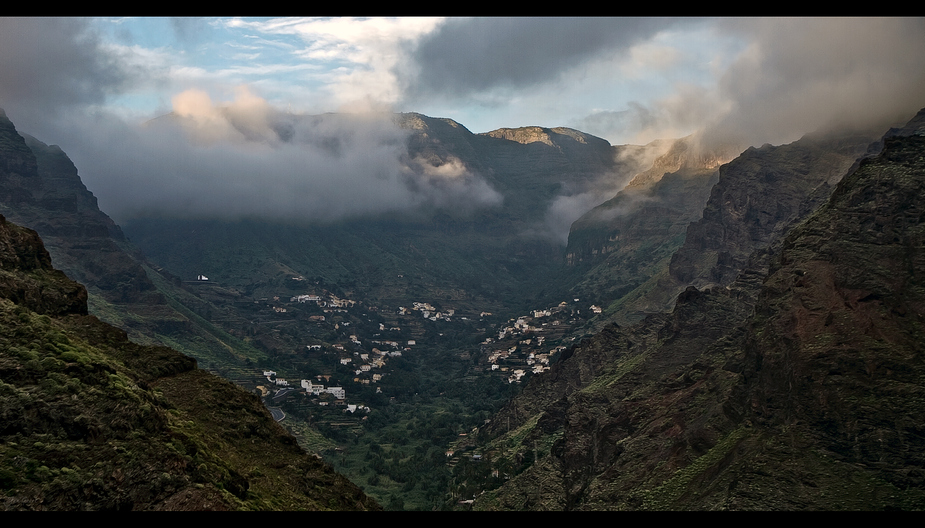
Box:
0;216;378;510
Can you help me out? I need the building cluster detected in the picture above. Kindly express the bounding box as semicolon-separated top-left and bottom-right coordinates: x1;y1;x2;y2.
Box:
290;292;357;312
479;301;581;383
260;369;363;411
399;302;455;322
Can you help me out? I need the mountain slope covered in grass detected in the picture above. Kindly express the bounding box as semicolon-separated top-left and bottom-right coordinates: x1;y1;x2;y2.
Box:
0;214;378;510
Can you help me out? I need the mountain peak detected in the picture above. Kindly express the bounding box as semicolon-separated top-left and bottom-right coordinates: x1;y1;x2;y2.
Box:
480;125;609;149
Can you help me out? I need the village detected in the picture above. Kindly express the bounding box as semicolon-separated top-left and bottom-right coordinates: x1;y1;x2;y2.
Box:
238;287;599;422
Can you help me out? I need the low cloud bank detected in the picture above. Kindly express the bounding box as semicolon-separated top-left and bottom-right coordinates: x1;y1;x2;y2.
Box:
36;88;502;224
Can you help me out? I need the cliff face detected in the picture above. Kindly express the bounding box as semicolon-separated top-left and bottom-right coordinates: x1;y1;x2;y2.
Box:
0;214;378;511
742;130;925;494
0;109;158;305
469;110;925;510
668;130;879;290
616;129;878;325
559;129;878;330
0;108;272;370
562;135;728;311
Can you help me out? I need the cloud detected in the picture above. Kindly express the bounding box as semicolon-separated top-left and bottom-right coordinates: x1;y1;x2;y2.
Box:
526;139;674;245
0;18;140;118
46;87;501;225
226;17;444;112
573;103;660;145
704;17;925;147
400;17;683;102
597;18;925;152
4;16;924;237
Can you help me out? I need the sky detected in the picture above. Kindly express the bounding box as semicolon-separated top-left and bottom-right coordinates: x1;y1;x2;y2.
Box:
1;17;924;234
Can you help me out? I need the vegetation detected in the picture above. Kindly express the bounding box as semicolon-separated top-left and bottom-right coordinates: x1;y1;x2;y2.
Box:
0;218;377;510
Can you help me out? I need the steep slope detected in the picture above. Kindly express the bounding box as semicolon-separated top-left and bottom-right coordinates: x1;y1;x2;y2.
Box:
466;110;925;510
562;135;734;309
0;108;158;306
0;107;265;369
740;129;925;499
603;128;879;325
0;214;378;510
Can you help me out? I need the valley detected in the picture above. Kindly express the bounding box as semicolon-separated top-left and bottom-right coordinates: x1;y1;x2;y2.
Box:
126;250;604;510
2;102;924;510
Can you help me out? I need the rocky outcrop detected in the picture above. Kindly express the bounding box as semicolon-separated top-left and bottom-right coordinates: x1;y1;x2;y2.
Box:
668;129;879;290
0;215;87;316
606;128;880;324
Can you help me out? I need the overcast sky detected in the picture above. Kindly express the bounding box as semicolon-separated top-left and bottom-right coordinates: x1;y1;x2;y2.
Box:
1;17;924;228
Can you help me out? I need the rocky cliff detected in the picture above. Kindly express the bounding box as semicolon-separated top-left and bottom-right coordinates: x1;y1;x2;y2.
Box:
467;110;925;510
0;107;268;371
562;135;731;311
576;128;880;327
0;109;158;305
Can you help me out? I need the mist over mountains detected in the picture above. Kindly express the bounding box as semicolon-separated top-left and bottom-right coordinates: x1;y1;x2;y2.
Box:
2;16;925;511
2;18;924;237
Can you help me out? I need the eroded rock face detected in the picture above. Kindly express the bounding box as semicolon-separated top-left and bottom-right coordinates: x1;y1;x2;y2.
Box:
471;111;925;511
668;131;879;290
0;109;160;306
562;130;879;327
743;132;925;492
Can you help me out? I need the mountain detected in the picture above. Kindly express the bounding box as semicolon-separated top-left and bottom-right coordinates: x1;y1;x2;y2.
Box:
0;108;159;306
564;129;881;329
6;100;922;510
0;108;267;372
120;112;656;322
463;110;925;510
0;214;378;510
561;135;734;317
